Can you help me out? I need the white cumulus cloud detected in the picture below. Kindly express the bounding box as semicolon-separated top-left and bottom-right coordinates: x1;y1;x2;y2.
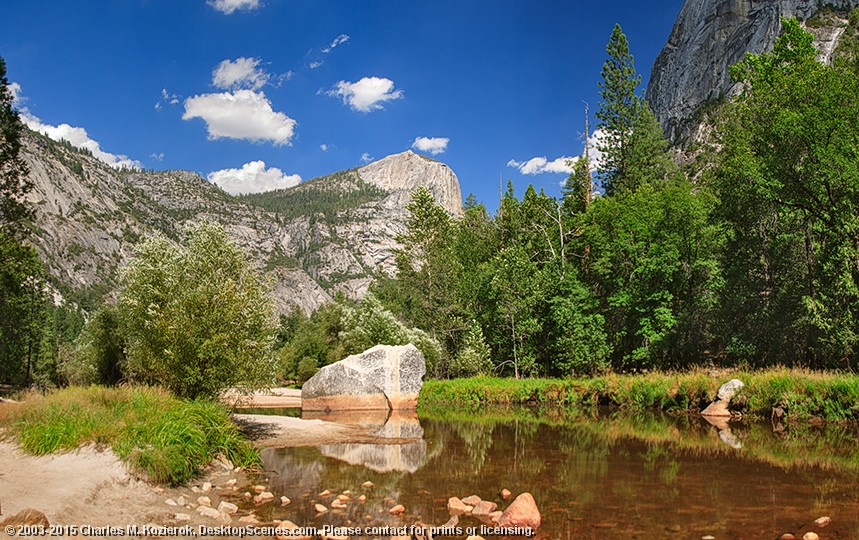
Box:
7;82;23;103
320;144;328;151
412;136;449;156
182;90;296;145
507;129;606;175
327;77;403;112
207;160;301;195
208;0;260;14
212;57;270;90
507;156;575;175
150;152;165;162
360;152;373;163
11;83;141;169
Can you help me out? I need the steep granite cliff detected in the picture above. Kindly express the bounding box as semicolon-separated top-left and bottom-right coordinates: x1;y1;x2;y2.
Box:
646;0;859;144
21;131;463;315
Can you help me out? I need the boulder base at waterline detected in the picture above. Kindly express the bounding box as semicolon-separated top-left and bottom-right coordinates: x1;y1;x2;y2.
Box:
301;344;426;411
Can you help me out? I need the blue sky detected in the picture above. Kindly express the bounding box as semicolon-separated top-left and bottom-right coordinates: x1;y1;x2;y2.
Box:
1;0;683;210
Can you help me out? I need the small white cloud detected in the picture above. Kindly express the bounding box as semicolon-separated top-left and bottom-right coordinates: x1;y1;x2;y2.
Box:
155;88;180;111
412;136;449;156
322;34;350;53
320;144;328;151
327;77;403;112
360;152;373;163
212;57;270;90
508;129;607;176
207;0;260;14
150;152;165;162
182;89;296;145
207;160;301;195
309;61;323;70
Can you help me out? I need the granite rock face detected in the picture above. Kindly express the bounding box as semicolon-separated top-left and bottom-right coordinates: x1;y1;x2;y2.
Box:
301;344;426;411
21;130;462;313
646;0;859;144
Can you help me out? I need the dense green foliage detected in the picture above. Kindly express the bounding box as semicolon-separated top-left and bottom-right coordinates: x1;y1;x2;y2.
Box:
277;293;444;382
351;19;859;376
0;54;51;387
119;221;278;398
0;232;48;385
6;386;259;484
717;18;859;368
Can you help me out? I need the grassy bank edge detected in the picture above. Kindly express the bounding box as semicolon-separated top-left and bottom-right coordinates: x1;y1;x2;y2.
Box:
0;385;260;485
419;369;859;421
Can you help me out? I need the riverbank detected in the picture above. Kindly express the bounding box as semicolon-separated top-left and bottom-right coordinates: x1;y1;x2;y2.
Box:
0;386;405;534
419;369;859;421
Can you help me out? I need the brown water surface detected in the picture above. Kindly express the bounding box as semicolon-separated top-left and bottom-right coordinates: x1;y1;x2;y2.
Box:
251;408;859;539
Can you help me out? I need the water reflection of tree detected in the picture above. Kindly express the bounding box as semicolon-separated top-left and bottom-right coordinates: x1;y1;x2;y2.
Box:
450;420;495;472
556;427;610;509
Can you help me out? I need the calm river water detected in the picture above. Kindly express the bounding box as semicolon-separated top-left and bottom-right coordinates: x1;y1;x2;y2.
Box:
245;407;859;539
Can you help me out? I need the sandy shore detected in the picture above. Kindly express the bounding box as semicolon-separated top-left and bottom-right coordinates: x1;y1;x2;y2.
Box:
0;390;413;537
0;439;254;536
221;387;301;408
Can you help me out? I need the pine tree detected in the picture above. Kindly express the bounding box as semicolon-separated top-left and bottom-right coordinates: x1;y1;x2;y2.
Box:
595;24;674;195
595;24;639;196
0;55;32;235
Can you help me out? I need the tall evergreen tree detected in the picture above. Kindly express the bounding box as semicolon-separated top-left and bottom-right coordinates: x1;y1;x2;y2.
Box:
595;24;674;195
0;55;32;235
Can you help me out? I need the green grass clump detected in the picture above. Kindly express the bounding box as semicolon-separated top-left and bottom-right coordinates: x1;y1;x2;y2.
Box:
7;386;259;485
420;370;859;422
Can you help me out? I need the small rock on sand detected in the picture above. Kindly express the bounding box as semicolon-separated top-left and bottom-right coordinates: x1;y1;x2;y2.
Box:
362;481;374;488
202;482;212;493
254;492;275;504
197;496;212;507
165;499;177;507
174;513;191;522
315;504;328;513
500;489;512;500
281;496;291;506
389;504;405;515
218;501;238;514
813;516;831;528
803;533;819;540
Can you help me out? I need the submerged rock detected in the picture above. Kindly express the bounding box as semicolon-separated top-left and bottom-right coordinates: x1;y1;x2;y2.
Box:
813;516;831;527
302;344;425;411
448;497;470;516
497;492;541;529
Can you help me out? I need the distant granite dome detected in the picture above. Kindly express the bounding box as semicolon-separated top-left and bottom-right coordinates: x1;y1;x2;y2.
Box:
359;150;463;217
646;0;859;145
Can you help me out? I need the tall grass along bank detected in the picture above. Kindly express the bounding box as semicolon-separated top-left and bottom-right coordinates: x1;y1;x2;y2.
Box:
419;370;859;422
1;386;259;485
